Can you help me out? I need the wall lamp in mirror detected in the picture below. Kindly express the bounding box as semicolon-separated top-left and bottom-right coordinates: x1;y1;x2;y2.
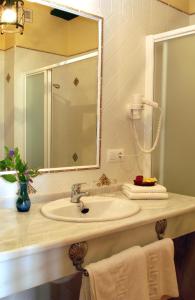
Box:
0;0;25;34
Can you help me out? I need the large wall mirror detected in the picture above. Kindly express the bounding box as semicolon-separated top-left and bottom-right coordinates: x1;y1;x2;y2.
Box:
0;0;102;172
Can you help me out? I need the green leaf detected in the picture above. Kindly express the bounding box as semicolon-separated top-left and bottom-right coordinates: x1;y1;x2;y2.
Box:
29;169;39;177
1;146;39;182
14;147;19;155
4;146;9;155
0;160;7;170
2;174;17;183
18;174;26;182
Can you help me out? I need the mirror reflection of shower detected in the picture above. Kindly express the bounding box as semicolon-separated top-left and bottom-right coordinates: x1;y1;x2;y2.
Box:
25;51;98;169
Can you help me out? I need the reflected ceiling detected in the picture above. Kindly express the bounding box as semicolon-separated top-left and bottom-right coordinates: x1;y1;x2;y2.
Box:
158;0;195;15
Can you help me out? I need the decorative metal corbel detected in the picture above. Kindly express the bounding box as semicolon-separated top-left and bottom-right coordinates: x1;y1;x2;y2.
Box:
69;221;167;276
155;219;167;240
69;242;89;276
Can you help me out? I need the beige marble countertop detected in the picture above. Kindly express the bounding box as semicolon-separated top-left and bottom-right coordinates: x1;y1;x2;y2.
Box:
1;191;195;262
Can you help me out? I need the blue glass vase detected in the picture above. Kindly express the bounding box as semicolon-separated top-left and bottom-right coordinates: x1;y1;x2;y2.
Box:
16;181;31;212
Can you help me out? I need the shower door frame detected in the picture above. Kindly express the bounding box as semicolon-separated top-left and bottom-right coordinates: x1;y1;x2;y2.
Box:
144;24;195;177
24;51;99;170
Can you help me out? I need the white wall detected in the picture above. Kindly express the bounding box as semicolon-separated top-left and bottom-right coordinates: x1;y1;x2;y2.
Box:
31;0;188;194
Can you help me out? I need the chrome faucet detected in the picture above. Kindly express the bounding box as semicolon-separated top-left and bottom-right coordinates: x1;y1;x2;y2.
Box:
71;183;88;203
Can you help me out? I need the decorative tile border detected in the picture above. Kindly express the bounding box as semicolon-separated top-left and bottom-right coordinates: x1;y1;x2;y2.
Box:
96;173;111;187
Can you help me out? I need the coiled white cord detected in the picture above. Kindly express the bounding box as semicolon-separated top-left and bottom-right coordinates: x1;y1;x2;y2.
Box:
132;107;162;153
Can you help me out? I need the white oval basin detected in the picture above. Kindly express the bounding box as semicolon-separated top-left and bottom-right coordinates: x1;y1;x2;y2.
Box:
41;196;140;223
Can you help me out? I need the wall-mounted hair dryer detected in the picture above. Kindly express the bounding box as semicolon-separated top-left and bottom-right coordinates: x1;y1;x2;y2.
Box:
129;94;158;120
128;94;162;153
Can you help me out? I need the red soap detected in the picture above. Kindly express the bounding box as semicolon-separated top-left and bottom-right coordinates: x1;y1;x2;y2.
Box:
135;175;143;182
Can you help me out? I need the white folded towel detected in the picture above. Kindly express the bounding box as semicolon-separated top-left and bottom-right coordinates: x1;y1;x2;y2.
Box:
122;188;169;200
79;246;149;300
123;183;167;193
144;238;179;300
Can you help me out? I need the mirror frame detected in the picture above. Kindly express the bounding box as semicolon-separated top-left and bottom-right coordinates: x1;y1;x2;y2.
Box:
0;0;103;175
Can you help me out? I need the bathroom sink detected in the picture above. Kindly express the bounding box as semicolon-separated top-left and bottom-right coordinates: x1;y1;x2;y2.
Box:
41;196;140;223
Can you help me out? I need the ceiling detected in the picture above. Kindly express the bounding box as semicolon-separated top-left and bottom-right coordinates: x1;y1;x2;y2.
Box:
159;0;195;14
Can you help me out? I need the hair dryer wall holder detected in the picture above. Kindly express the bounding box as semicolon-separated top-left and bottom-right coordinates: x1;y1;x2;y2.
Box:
128;103;144;120
128;94;159;120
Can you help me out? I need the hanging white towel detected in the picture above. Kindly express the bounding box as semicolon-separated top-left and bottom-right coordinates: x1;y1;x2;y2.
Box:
80;275;91;300
122;183;167;194
79;246;149;300
122;188;169;200
144;238;179;300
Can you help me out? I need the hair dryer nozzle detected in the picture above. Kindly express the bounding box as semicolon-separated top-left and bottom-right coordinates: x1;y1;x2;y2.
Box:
142;99;158;108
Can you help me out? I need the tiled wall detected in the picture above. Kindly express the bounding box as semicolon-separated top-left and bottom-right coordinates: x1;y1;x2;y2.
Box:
0;51;4;158
0;0;188;197
0;3;191;297
51;57;97;168
29;0;188;195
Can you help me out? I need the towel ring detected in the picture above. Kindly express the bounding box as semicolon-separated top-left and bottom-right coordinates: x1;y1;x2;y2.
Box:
69;242;89;276
155;219;167;240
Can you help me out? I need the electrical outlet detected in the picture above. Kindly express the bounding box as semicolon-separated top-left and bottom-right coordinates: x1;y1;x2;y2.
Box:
107;149;124;162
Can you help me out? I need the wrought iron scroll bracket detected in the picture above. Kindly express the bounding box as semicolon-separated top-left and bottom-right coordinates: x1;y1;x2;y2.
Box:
69;242;89;276
69;221;167;275
155;219;167;240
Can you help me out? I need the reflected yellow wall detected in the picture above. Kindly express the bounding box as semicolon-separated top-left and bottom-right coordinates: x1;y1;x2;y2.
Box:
0;36;5;50
0;1;98;55
16;2;69;56
5;34;15;49
159;0;189;13
0;35;14;51
189;0;195;14
159;0;195;14
67;17;98;56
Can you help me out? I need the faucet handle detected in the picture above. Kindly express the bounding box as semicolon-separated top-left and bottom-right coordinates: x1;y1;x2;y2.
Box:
71;183;86;193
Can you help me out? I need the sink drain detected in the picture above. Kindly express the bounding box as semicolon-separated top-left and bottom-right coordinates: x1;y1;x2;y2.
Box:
81;208;89;214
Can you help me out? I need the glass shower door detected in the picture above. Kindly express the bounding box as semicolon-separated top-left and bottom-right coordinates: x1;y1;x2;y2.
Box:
26;72;45;169
152;34;195;196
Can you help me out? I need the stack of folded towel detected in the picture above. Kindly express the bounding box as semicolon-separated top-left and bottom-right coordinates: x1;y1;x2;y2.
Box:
122;183;168;200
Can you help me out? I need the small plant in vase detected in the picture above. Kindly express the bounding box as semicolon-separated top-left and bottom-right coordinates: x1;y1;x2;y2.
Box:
0;147;39;212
